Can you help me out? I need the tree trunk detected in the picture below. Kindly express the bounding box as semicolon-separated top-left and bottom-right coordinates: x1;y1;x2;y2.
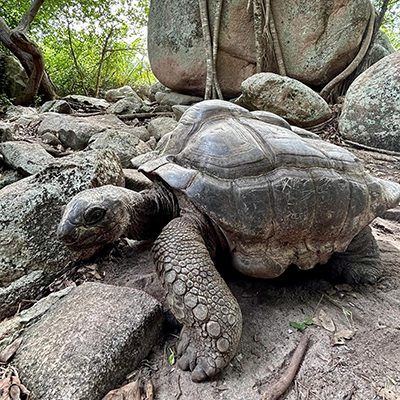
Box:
0;0;56;105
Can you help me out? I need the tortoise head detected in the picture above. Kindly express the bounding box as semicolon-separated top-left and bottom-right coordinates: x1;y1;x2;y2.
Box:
57;185;132;251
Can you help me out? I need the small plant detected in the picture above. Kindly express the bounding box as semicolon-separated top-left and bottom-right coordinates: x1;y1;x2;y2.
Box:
167;347;176;365
289;317;314;330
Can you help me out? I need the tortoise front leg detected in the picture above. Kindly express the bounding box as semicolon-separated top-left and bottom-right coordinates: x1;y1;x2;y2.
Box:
153;217;242;382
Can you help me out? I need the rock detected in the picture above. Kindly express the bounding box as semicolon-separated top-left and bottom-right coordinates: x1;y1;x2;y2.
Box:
148;82;170;102
63;94;110;110
123;169;154;191
148;0;256;98
39;100;72;114
38;113;134;150
241;73;332;127
172;105;190;121
146;136;157;150
0;150;124;319
4;105;38;120
41;132;62;146
0;169;24;189
88;130;151;168
156;92;202;106
105;86;137;103
148;0;372;97
132;126;151;142
106;95;144;115
0;122;13;142
270;0;373;86
147;117;178;141
0;55;28;100
0;287;73;353
338;51;400;152
153;104;173;113
14;283;162;400
0;141;54;176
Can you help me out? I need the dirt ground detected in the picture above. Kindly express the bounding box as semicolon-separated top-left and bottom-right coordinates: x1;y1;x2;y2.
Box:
86;146;400;400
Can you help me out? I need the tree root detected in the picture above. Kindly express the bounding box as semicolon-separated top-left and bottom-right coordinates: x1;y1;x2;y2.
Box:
262;335;310;400
199;0;224;100
320;1;375;102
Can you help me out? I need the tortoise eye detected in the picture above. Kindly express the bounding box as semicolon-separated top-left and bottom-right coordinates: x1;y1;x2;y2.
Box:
85;208;106;225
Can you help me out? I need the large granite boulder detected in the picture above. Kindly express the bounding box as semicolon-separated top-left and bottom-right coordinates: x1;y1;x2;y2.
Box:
148;0;372;97
241;73;331;127
14;283;162;400
0;55;28;100
0;150;124;320
271;0;373;86
338;51;400;152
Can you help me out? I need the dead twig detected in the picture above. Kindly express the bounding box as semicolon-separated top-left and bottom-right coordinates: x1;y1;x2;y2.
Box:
343;140;400;157
263;335;310;400
118;112;175;120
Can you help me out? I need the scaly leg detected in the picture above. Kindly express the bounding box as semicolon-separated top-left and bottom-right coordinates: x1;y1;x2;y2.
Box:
329;226;383;284
153;217;242;381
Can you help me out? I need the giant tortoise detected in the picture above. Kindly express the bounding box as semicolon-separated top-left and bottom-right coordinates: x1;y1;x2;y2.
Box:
57;100;400;381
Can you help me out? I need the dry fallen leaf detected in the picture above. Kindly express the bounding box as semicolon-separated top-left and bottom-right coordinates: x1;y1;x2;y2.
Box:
332;329;355;346
0;374;30;400
101;380;141;400
313;309;336;332
378;387;399;400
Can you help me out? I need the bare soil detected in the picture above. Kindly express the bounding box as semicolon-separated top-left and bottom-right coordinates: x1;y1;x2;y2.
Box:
89;146;400;400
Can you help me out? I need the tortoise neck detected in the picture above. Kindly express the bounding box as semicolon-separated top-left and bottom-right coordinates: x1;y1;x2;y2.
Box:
126;183;179;241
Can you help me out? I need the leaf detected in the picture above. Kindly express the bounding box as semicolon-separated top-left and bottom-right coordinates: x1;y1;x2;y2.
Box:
289;322;306;330
388;376;397;385
304;317;314;325
314;309;336;332
168;347;176;365
332;329;355;346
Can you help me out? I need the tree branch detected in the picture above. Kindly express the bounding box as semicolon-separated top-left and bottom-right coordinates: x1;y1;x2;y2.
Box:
16;0;46;34
94;27;114;98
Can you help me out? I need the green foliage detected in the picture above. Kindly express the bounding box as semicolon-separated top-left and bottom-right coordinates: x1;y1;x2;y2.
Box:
0;0;154;97
372;0;400;49
289;317;314;330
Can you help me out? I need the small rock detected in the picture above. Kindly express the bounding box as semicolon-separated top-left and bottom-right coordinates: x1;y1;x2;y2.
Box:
172;105;190;121
0;122;13;142
14;283;162;400
41;132;62;146
4;105;38;120
132;126;151;142
105;86;137;103
146;136;157;150
63;94;110;110
241;73;332;127
107;95;144;115
157;92;202;106
39;100;72;114
147;117;178;141
0;141;54;175
148;82;170;102
123;169;153;191
0;169;24;189
88;129;151;168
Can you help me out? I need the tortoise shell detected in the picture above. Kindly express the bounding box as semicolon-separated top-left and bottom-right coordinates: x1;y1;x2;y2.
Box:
140;100;400;278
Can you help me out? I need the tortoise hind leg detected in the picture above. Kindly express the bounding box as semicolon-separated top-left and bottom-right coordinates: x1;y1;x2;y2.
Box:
328;226;383;284
153;216;242;382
